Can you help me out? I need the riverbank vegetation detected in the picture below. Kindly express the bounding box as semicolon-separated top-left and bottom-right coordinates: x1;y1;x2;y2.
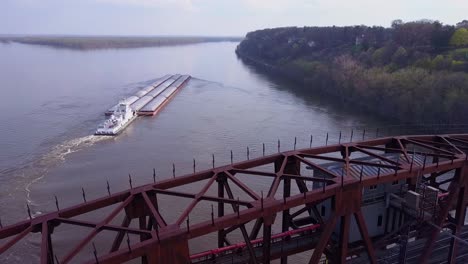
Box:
236;20;468;123
0;35;242;50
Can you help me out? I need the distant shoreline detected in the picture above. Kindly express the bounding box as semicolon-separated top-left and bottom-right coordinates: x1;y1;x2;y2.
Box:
0;35;243;50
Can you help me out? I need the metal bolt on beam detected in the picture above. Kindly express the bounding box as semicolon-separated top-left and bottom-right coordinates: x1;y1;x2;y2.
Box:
230;150;233;164
128;174;133;189
212;154;215;168
0;217;2;228
362;129;366;140
186;215;190;233
326;133;329;146
26;203;32;220
193;159;196;173
278;139;280;153
262;143;265;156
247;147;250;160
92;242;99;264
82;187;87;203
172;163;175;178
153;168;156;183
55;195;59;211
106;180;111;196
339;131;342;144
310;135;313;148
294;137;297;150
350;129;354;142
377;166;381;179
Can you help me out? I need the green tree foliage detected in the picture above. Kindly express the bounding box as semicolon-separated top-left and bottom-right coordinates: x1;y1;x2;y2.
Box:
451;60;468;72
456;20;468;29
391;19;404;29
236;21;468;123
391;47;408;66
431;55;452;70
450;28;468;46
431;22;455;49
372;46;395;65
451;48;468;61
393;20;436;47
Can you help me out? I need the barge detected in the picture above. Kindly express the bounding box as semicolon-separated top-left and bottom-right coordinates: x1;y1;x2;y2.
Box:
96;74;190;136
105;74;172;116
130;74;181;112
138;75;191;116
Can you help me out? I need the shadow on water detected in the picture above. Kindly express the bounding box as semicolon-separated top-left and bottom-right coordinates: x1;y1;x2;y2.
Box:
235;55;390;125
234;55;468;138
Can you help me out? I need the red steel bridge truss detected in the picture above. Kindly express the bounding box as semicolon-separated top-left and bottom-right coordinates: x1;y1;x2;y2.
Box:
1;134;468;263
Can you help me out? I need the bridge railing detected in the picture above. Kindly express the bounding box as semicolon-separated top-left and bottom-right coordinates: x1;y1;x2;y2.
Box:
190;224;321;263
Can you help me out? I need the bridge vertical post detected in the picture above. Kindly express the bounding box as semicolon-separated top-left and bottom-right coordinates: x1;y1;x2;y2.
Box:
146;235;190;264
281;177;291;264
337;214;351;263
448;184;467;263
139;216;148;264
277;156;296;264
217;174;225;248
263;220;272;264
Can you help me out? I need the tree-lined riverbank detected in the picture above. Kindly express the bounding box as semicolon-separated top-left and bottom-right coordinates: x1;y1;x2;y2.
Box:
236;20;468;123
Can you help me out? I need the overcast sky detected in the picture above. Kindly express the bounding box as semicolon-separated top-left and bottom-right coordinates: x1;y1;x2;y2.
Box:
2;0;467;36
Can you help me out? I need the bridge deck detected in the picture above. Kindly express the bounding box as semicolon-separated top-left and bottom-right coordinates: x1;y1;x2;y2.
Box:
194;226;468;264
193;234;319;264
348;226;468;264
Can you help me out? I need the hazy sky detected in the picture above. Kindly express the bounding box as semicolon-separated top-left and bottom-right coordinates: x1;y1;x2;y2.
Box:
2;0;467;36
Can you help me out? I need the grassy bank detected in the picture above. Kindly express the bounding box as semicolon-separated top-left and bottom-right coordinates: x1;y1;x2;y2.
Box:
0;35;243;50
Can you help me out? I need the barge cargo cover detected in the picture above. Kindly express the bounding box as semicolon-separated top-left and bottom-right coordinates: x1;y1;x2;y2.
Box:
139;75;191;116
131;95;153;111
105;74;172;115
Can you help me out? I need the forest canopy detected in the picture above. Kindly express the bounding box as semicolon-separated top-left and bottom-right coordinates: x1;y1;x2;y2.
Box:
236;20;468;123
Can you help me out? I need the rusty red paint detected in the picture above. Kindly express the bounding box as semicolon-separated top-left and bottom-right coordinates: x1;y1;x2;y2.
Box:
0;134;467;264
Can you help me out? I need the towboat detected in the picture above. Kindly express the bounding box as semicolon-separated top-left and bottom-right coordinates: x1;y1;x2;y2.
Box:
95;101;136;135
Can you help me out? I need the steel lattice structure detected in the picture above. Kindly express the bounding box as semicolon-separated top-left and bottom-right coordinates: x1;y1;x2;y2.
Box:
1;134;468;264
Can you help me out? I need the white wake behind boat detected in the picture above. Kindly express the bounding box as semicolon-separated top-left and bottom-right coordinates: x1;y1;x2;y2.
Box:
95;102;136;135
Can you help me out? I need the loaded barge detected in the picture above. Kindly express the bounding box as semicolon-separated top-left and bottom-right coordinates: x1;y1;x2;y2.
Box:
139;75;190;116
96;74;191;135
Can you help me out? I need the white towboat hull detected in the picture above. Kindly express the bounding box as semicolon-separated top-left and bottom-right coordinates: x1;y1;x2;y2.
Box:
95;101;137;136
95;115;136;136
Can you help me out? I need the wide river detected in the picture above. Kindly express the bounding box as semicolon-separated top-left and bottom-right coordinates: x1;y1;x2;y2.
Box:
0;41;385;263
